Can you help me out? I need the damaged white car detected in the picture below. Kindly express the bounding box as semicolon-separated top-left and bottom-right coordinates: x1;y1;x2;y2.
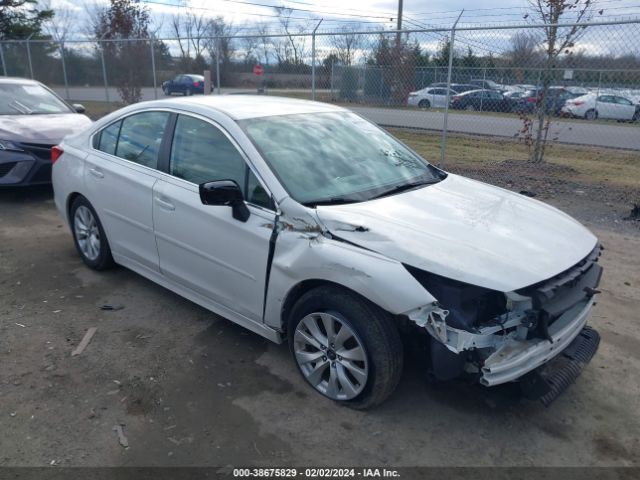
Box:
52;96;603;408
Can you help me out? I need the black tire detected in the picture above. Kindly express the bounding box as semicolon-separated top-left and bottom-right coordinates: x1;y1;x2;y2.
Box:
585;109;597;120
418;99;431;109
69;196;115;271
287;285;403;409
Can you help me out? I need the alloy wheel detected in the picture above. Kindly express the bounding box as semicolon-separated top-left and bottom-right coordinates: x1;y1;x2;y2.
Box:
294;312;369;401
74;205;101;261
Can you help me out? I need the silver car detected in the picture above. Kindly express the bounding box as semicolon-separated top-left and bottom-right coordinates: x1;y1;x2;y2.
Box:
52;96;602;408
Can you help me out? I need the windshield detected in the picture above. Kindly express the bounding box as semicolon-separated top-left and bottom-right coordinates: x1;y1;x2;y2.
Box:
240;111;443;206
0;83;72;115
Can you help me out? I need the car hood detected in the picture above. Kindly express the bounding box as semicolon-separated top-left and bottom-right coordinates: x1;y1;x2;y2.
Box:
0;113;92;144
315;174;597;292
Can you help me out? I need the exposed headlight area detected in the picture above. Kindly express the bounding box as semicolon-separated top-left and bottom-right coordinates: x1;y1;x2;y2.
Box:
402;244;603;394
0;140;55;185
0;139;26;152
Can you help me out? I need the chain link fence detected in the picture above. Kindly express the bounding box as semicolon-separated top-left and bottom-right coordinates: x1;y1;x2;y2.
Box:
1;19;639;224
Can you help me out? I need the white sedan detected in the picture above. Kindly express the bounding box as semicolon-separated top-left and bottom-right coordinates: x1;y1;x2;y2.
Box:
52;96;603;408
562;93;639;121
407;87;456;108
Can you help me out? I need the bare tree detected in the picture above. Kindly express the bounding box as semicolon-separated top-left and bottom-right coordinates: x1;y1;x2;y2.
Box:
41;0;73;42
274;7;310;66
331;25;364;66
527;0;602;163
171;14;191;70
508;32;541;67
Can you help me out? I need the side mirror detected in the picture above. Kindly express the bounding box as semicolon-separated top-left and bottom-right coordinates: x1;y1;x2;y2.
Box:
72;103;86;114
199;180;250;222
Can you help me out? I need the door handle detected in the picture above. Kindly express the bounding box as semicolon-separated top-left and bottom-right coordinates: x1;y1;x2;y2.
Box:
155;196;175;211
89;167;104;179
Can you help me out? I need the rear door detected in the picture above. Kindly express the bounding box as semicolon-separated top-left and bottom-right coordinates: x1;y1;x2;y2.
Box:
152;113;276;322
86;110;171;273
596;95;616;119
613;96;636;120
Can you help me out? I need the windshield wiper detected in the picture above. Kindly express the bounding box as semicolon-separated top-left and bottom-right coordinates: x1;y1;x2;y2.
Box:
370;178;440;200
304;196;360;207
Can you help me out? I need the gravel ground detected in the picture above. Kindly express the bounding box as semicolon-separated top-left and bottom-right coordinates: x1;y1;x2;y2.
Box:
1;186;639;467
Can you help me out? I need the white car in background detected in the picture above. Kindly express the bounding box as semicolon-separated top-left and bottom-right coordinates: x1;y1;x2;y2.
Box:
407;87;457;108
562;93;639;121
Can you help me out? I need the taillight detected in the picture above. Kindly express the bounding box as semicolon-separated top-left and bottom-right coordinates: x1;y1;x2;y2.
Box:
193;81;200;87
51;145;63;164
572;101;585;106
527;97;537;103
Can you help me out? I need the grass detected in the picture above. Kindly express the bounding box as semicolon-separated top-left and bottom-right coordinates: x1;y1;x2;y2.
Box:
72;100;123;120
389;128;640;189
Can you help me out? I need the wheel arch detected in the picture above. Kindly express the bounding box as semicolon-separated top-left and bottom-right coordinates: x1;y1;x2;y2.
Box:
66;192;84;226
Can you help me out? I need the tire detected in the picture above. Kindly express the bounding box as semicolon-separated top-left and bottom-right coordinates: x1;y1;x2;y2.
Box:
70;196;114;271
418;99;431;109
585;109;597;120
163;86;170;96
633;110;639;122
287;285;403;409
465;104;476;111
185;88;192;96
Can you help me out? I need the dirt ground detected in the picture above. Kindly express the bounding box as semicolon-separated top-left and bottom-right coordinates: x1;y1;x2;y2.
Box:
1;186;639;468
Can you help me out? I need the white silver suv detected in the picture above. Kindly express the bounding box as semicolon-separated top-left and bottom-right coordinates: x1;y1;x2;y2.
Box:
52;96;603;408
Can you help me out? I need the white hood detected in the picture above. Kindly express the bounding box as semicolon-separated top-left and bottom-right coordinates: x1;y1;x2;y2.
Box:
316;174;597;292
0;113;92;144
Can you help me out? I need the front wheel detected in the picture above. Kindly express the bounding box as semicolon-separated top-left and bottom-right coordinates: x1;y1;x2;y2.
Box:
418;99;431;109
70;196;114;270
288;286;403;409
585;109;597;120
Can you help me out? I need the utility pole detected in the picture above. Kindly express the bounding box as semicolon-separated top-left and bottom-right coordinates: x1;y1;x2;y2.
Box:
395;0;403;47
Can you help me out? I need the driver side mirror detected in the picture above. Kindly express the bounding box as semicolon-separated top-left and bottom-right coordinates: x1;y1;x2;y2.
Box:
72;103;86;113
199;180;250;222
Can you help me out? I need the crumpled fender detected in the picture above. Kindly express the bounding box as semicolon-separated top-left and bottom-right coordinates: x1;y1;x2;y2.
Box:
262;198;436;331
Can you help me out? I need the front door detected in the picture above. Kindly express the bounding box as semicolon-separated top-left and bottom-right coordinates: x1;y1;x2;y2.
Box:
152;113;275;322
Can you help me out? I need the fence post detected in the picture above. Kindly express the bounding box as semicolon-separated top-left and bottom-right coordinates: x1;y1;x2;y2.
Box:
215;37;221;94
330;58;334;99
26;34;34;79
311;19;323;101
59;41;70;100
99;33;110;104
595;70;602;114
0;42;6;76
150;36;158;99
440;10;464;167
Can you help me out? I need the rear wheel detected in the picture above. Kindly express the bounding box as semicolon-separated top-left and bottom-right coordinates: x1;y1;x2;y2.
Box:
288;286;403;409
465;104;476;111
418;99;431;109
585;109;597;120
70;196;114;270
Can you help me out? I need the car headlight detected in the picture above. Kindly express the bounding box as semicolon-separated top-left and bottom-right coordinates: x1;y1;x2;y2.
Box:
0;140;24;152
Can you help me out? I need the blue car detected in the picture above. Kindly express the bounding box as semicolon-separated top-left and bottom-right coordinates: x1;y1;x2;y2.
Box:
162;74;212;96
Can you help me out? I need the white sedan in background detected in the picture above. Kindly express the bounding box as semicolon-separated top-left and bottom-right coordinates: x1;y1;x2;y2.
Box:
407;87;457;108
562;93;639;121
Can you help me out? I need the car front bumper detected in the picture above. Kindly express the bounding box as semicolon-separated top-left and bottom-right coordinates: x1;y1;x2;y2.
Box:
0;144;53;186
481;297;596;386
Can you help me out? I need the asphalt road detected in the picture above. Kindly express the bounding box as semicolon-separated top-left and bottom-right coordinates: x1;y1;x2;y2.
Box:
1;187;640;467
53;86;640;151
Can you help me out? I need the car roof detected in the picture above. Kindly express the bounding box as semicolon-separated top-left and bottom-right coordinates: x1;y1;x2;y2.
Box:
138;95;346;120
0;77;41;85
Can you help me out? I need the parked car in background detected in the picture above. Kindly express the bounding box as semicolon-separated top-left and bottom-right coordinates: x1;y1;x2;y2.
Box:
562;93;639;121
429;82;477;93
517;87;581;116
407;87;457;108
450;89;512;112
52;96;603;408
162;74;212;96
0;77;91;187
469;79;502;90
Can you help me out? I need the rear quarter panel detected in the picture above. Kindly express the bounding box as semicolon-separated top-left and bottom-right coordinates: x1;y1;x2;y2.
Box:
52;143;89;226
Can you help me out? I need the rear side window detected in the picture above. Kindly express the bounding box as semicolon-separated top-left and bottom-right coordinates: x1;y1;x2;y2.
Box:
115;111;170;169
97;120;121;155
170;114;246;186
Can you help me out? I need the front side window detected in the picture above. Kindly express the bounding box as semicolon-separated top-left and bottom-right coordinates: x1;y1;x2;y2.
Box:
170;115;246;186
115;111;170;169
241;112;442;206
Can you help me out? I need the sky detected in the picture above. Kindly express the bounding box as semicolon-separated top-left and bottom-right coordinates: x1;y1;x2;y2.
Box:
45;0;640;58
